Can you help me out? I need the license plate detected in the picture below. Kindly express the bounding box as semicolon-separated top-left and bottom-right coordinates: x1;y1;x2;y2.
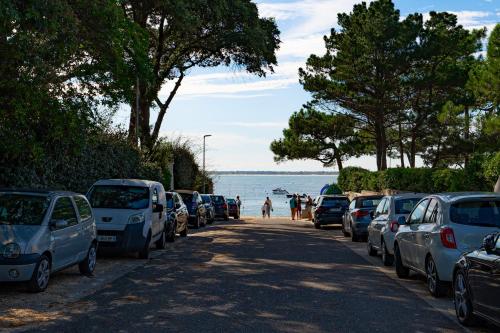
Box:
329;208;341;212
98;235;116;242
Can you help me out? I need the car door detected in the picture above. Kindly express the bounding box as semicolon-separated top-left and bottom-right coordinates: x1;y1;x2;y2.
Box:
50;196;81;270
345;199;356;232
73;196;94;260
175;194;188;231
370;198;389;249
414;199;438;271
400;199;429;268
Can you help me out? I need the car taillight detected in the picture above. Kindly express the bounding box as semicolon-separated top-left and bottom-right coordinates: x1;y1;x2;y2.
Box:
440;227;457;249
316;207;326;214
390;221;399;233
354;210;369;218
223;203;227;209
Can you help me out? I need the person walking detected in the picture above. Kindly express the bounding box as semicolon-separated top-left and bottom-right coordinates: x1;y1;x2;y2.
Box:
296;195;302;220
236;195;242;217
264;196;273;218
261;202;267;219
305;195;313;220
289;194;297;220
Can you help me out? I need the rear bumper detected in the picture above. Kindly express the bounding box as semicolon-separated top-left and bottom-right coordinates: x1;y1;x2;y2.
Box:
352;223;369;236
97;222;147;252
315;215;343;225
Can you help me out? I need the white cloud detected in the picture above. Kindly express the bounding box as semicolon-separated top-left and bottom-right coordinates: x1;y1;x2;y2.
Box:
278;34;326;58
215;121;287;129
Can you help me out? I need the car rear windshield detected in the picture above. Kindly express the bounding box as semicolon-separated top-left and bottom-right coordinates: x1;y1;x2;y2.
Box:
201;195;212;203
211;196;225;204
227;199;236;204
395;198;422;214
450;199;500;227
88;186;149;210
357;197;382;208
321;197;349;207
0;193;50;225
166;193;174;209
179;193;194;204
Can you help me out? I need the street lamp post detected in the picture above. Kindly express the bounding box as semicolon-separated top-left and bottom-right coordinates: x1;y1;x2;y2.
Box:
203;134;212;193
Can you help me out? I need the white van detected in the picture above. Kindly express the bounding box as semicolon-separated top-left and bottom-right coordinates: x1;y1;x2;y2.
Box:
87;179;168;259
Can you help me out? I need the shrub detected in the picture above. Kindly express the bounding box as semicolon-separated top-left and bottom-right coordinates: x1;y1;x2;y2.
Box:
483;152;500;188
338;167;372;192
324;183;343;195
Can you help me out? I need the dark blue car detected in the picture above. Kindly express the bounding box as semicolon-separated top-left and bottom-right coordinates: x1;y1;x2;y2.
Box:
312;195;350;229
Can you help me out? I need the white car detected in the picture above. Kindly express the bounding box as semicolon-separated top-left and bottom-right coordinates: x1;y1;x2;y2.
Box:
367;193;426;265
87;179;168;259
393;193;500;297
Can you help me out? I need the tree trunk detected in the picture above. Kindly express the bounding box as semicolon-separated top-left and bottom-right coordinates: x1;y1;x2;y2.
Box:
374;121;388;171
409;130;416;168
398;122;405;168
128;103;138;145
335;155;343;171
464;106;470;168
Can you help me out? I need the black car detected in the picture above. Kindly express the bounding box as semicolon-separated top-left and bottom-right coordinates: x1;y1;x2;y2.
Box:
211;195;229;220
453;233;500;327
200;194;215;224
176;190;207;229
166;191;189;238
312;195;350;229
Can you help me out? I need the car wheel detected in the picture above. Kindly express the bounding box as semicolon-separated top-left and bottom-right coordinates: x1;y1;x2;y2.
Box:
138;231;151;259
314;222;321;229
156;226;167;249
28;255;51;292
166;221;176;242
381;240;394;266
193;216;200;229
367;240;377;256
454;270;474;326
351;225;358;242
394;244;410;278
180;225;188;237
341;224;349;237
79;243;97;276
224;214;229;221
426;256;446;297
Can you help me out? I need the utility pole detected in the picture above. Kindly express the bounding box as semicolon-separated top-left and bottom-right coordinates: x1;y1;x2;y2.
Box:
203;134;212;193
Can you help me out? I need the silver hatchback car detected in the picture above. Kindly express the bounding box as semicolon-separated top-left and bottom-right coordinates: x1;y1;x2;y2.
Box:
0;190;97;292
393;193;500;297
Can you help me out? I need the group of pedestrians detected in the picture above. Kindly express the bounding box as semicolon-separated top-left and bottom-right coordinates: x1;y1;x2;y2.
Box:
289;194;313;221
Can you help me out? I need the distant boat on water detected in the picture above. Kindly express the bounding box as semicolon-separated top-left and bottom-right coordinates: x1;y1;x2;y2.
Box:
272;187;289;195
286;193;307;198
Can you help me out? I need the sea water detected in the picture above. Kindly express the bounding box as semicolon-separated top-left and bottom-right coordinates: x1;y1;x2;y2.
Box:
213;174;338;217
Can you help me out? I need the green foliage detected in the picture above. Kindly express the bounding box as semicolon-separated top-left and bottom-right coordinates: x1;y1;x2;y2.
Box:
483;152;500;185
337;167;372;193
324;183;343;195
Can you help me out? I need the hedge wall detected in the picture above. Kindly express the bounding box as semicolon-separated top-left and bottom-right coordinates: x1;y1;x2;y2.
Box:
338;155;499;193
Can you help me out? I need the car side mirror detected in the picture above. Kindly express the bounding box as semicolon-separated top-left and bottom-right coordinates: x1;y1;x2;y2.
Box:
153;204;164;213
50;219;68;230
398;216;406;225
483;234;496;254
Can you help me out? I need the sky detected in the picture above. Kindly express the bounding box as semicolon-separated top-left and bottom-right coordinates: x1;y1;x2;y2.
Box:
114;0;500;172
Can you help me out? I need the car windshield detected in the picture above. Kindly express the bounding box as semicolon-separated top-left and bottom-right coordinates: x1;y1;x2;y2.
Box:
88;186;149;210
321;197;349;207
359;198;382;208
0;193;50;225
395;198;422;214
201;195;212;204
450;199;500;227
211;196;225;204
166;193;174;209
179;193;194;204
227;199;236;204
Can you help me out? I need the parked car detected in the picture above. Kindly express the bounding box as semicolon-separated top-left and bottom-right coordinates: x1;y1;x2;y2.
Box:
394;193;500;297
176;190;206;229
87;179;169;259
200;194;215;224
0;190;97;292
312;195;350;229
211;195;229;220
227;198;240;219
453;232;500;327
367;193;426;265
342;195;383;242
166;191;189;238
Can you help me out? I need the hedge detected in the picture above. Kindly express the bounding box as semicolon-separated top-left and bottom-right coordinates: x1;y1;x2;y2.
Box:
338;155;498;193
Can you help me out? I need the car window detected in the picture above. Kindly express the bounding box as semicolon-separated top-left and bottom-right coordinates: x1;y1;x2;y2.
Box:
152;188;159;205
227;199;236;204
395;198;422;215
211;196;225;204
450;199;500;228
201;195;211;204
179;193;194;204
375;199;387;215
495;234;500;251
88;185;150;209
51;197;78;227
358;198;383;208
349;200;356;210
320;197;349;208
166;193;174;209
423;199;438;224
74;196;92;221
408;199;429;225
0;193;50;226
381;199;389;214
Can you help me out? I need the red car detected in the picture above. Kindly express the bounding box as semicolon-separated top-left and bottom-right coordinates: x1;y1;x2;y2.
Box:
226;198;240;219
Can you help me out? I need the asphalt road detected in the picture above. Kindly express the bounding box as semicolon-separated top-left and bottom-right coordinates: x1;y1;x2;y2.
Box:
26;218;469;333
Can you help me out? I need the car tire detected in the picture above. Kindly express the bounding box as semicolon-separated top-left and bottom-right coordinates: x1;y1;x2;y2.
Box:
28;255;51;293
314;222;321;229
156;226;167;249
193;216;200;229
166;221;176;243
79;243;97;276
367;240;377;256
426;256;446;297
180;225;188;237
224;215;229;221
341;224;349;237
351;225;358;242
394;244;410;278
381;240;394;266
138;231;151;259
454;269;475;326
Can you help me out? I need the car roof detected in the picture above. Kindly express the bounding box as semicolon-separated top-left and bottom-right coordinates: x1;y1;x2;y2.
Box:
0;188;80;196
354;195;384;200
320;195;349;198
431;192;500;203
176;189;197;194
387;193;428;200
93;179;161;188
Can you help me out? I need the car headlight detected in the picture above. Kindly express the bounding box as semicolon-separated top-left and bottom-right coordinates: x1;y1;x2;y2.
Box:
128;213;145;224
3;243;21;259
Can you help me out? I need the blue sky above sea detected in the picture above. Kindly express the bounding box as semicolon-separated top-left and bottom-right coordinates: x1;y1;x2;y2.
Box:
113;0;500;172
